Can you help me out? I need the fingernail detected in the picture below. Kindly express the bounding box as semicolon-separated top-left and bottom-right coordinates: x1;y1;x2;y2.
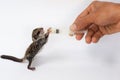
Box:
70;24;77;31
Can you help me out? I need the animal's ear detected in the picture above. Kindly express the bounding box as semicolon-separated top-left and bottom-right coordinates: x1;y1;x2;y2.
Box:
32;28;39;41
40;27;43;30
32;29;37;36
33;28;38;32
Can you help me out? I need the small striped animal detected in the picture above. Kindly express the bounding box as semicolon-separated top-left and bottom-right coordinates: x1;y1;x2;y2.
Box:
1;27;51;70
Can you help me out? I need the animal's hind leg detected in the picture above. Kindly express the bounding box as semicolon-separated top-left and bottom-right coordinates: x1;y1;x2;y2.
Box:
27;58;35;71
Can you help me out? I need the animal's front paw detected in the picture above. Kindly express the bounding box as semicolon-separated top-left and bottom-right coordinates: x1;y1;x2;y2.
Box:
47;27;52;33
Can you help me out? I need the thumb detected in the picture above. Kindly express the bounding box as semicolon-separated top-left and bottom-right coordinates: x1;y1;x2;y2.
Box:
70;14;95;31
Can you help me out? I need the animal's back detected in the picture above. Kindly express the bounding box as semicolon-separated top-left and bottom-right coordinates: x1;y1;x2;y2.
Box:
25;38;47;58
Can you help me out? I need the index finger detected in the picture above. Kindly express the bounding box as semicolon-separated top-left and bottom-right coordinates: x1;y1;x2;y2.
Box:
70;1;94;31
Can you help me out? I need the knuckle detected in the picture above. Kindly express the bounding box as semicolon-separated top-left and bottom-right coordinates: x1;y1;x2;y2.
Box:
92;1;99;4
90;1;99;10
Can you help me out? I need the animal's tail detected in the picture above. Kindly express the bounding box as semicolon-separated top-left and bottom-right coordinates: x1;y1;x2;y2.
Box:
1;55;23;62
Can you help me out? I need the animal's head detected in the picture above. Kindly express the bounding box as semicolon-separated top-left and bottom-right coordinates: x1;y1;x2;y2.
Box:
32;27;45;41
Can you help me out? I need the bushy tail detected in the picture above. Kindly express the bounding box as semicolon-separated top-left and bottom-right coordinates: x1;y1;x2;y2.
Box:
1;55;23;62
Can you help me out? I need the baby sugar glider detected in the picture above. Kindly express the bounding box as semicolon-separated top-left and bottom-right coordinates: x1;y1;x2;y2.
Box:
1;27;52;71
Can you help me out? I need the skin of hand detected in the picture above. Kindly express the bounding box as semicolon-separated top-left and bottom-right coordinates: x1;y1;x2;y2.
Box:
70;1;120;44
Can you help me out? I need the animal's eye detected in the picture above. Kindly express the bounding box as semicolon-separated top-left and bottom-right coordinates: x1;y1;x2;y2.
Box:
37;31;40;35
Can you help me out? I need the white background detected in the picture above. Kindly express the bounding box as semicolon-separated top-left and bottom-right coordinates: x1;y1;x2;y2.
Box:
0;0;120;80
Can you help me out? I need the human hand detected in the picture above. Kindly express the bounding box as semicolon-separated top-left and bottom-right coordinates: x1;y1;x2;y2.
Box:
70;1;120;44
